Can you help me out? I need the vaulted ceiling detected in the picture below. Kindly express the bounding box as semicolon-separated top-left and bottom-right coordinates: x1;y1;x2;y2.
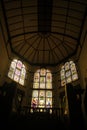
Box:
1;0;87;66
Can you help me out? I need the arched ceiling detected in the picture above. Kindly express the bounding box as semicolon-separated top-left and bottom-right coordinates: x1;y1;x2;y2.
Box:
1;0;87;66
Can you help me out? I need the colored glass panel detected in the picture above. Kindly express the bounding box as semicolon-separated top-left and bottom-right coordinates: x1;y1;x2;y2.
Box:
46;98;52;107
17;60;22;69
65;62;69;70
8;67;15;79
61;60;78;86
31;68;52;109
40;76;45;83
8;59;26;86
65;70;71;77
46;83;52;89
66;76;72;83
33;83;39;88
46;73;52;82
34;73;39;82
32;90;38;97
14;74;19;82
19;78;24;85
40;83;45;89
15;68;21;76
40;68;46;76
72;74;78;81
11;61;16;69
46;91;52;97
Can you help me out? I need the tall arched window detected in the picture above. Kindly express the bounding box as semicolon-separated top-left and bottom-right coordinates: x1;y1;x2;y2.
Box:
8;59;26;86
60;60;78;86
31;68;52;109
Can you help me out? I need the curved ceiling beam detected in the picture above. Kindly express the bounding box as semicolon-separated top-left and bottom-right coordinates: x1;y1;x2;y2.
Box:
10;31;78;41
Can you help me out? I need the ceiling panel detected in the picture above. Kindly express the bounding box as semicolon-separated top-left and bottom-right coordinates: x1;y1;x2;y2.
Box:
1;0;87;66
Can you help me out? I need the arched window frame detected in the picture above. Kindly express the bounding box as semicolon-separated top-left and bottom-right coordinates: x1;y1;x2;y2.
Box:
31;68;53;109
60;60;78;86
8;59;26;86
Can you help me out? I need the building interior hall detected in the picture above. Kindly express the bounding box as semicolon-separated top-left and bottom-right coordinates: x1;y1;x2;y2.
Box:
0;0;87;129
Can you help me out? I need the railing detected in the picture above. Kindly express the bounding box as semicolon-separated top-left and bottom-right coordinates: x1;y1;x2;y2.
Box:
20;106;63;119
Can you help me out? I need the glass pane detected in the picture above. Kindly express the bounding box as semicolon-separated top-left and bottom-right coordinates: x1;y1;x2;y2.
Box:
69;60;73;64
39;90;45;107
15;68;21;76
34;73;39;82
8;67;14;79
61;65;64;69
40;83;45;89
46;98;52;107
21;68;26;75
14;74;19;82
19;78;24;85
33;83;39;88
20;74;25;80
40;68;46;76
32;90;38;97
46;91;52;97
22;64;25;68
46;83;52;89
46;73;52;82
72;74;78;81
39;90;45;97
11;61;16;69
71;69;77;75
13;59;17;62
8;71;14;79
31;97;38;108
65;62;69;70
61;75;65;80
17;60;22;69
61;69;65;76
66;76;72;83
65;70;71;77
40;76;45;83
39;97;45;108
70;63;75;69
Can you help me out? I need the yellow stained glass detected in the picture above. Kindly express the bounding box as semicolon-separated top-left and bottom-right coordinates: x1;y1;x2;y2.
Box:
33;83;39;88
46;83;52;89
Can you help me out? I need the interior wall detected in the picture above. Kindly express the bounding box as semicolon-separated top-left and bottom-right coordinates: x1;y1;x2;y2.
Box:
77;16;87;89
78;34;87;89
0;3;12;86
78;17;87;128
0;23;9;86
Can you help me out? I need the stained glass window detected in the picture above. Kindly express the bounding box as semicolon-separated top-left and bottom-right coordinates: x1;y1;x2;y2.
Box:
8;59;26;86
31;68;52;109
60;60;78;86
